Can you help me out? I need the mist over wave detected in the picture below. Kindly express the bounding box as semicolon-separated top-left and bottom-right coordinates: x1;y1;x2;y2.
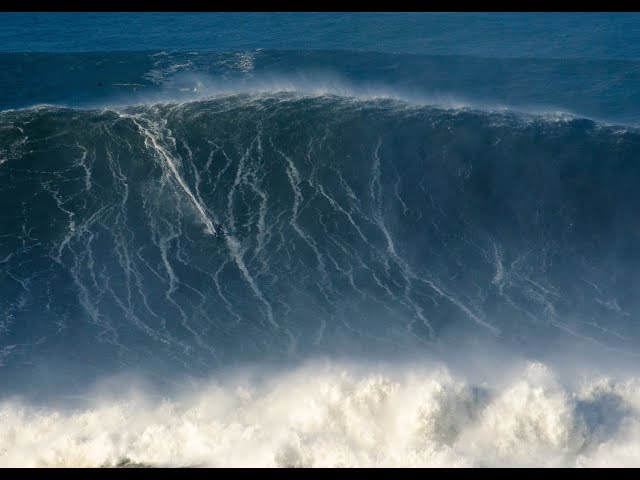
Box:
3;50;640;125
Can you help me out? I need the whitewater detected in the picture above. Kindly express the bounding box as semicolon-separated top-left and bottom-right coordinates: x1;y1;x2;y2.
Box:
2;360;640;467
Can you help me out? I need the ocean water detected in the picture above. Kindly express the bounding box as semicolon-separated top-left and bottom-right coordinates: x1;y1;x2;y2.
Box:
1;12;640;467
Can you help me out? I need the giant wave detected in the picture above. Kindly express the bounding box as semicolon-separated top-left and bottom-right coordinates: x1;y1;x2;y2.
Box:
2;50;640;465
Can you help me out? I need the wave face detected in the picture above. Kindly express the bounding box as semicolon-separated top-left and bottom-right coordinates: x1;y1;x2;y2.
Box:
2;36;640;466
2;93;640;389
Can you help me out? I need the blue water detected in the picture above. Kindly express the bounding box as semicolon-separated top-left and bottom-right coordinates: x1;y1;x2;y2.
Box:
1;13;640;467
2;12;640;60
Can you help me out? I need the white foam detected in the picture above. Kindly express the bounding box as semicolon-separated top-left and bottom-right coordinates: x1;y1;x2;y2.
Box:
1;360;639;467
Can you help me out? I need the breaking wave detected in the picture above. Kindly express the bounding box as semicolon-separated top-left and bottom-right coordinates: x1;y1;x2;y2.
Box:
2;360;640;467
2;48;640;467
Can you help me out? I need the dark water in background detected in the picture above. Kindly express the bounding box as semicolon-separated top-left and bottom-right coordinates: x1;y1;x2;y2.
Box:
2;12;639;60
1;13;640;467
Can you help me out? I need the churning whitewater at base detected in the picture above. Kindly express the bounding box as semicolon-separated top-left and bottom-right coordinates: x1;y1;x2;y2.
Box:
2;12;640;466
2;360;640;467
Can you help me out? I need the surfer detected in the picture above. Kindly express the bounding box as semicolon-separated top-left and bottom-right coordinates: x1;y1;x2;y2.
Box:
214;224;225;236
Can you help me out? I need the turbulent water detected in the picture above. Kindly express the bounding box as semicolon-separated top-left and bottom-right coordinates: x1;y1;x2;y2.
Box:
3;361;640;467
2;15;640;466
